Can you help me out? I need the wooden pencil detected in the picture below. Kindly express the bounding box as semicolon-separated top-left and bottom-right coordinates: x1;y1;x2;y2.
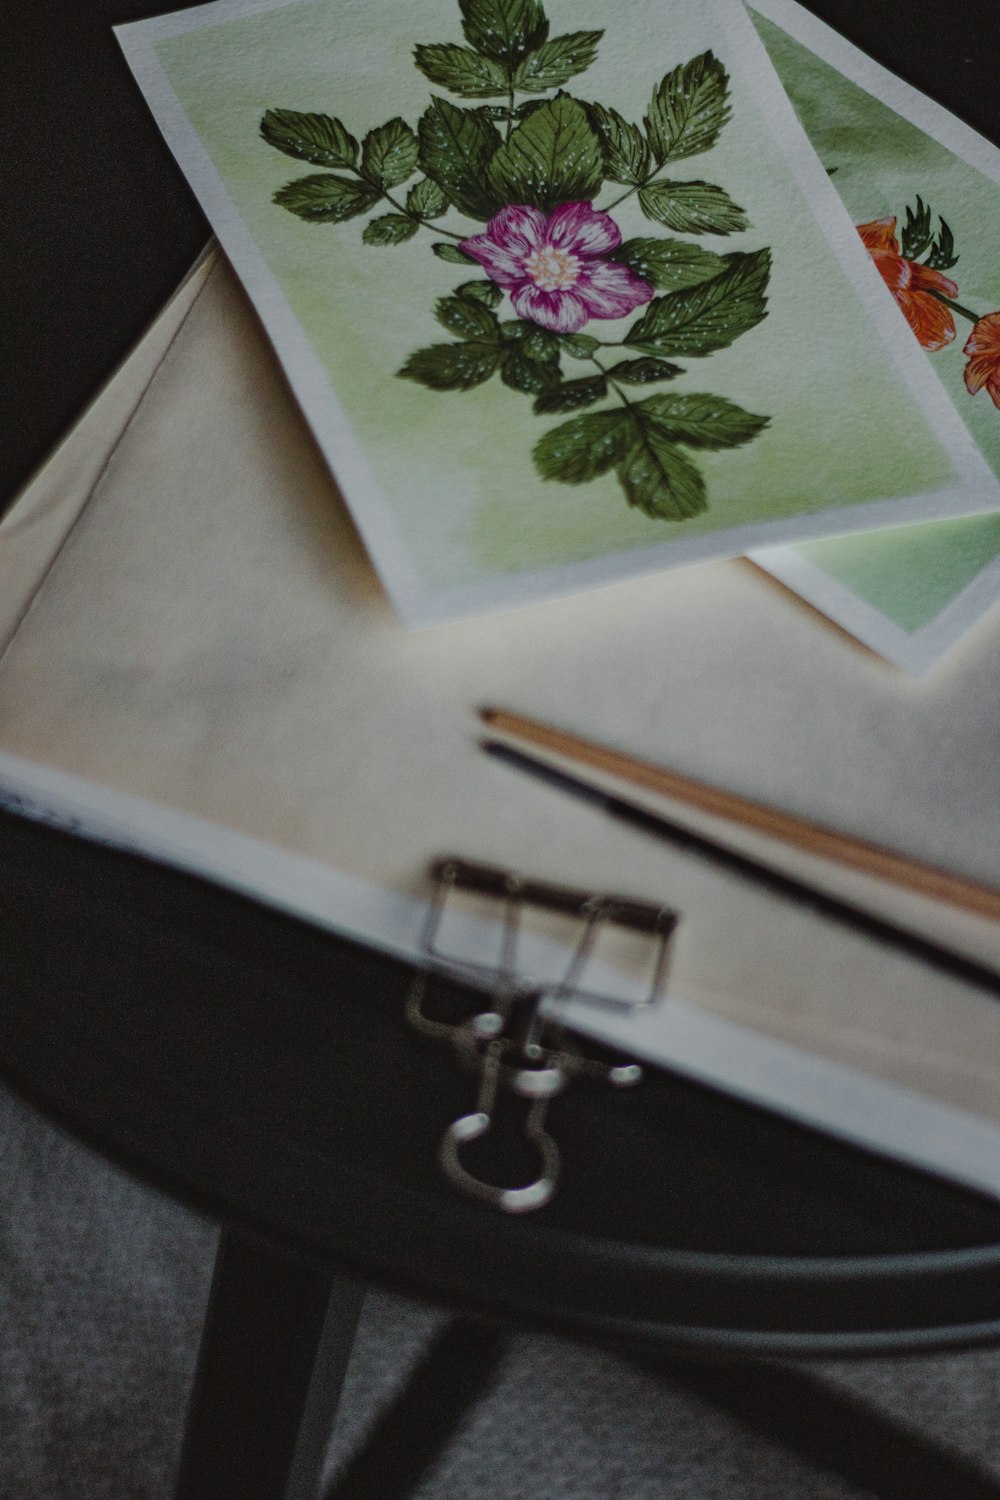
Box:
479;705;1000;924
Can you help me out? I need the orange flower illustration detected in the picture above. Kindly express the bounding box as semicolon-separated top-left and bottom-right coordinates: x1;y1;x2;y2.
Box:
857;216;959;351
964;312;1000;410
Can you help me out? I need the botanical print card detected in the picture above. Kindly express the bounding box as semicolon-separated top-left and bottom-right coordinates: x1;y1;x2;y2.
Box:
749;0;1000;671
117;0;1000;626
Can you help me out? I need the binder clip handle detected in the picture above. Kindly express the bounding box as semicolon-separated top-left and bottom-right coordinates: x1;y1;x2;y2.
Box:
439;1036;563;1213
440;1097;561;1214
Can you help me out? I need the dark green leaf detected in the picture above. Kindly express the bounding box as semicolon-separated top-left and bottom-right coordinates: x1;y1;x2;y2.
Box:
406;177;449;218
522;327;560;361
585;103;649;185
558;332;600;358
512;31;603;92
514;98;549;118
433;241;478;262
363;213;419;245
501;320;561;358
398;341;500;390
413;43;508;96
533;375;607;413
459;0;548;64
927;217;959;271
645;51;731;165
533;408;635;483
638;180;748;235
487;95;604;212
435;294;501;339
418;98;503;219
611;236;725;290
638;392;769;448
501;350;562;393
272;173;382;222
477;105;512;119
360;118;419;188
624;249;771;356
617;429;707;518
606;357;683;385
260;109;358;169
901;196;932;261
455;279;504;307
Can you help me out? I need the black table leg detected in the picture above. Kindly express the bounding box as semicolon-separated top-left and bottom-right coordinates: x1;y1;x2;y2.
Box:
174;1229;364;1500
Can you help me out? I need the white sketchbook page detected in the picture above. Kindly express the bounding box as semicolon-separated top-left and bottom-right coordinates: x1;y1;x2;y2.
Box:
748;0;1000;672
115;0;1000;627
3;259;1000;1195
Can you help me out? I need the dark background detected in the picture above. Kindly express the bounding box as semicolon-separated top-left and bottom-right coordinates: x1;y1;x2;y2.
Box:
3;0;998;512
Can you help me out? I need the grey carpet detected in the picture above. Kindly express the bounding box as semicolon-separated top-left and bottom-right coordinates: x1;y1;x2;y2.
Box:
3;1083;1000;1499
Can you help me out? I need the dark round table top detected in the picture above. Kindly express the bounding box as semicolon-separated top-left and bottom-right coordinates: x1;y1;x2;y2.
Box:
4;0;1000;1360
6;806;1000;1358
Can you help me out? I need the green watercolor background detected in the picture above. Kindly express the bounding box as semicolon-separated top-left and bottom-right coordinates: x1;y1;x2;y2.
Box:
154;0;957;596
754;12;1000;632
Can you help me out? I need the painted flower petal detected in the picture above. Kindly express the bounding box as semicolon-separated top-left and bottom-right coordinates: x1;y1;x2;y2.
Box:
575;259;654;320
907;260;959;301
964;310;1000;364
857;217;900;255
964;351;996;397
460;205;548;289
486;204;548;255
468;201;650;331
899;289;955;351
546;201;621;258
459;232;531;290
867;248;906;296
858;223;960;352
511;283;590;332
964;312;1000;407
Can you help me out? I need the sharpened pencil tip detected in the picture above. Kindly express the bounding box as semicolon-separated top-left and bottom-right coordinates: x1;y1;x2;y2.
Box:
478;705;498;723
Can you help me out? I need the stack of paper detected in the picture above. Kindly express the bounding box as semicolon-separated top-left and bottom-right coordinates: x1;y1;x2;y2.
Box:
4;0;1000;1193
115;0;1000;662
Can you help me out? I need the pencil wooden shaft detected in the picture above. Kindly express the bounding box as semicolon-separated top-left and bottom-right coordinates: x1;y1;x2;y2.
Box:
482;740;1000;999
481;707;1000;923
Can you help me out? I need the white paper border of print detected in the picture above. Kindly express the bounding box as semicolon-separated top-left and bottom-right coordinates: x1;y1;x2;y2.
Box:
116;0;1000;627
7;748;1000;1205
752;539;1000;673
748;0;1000;673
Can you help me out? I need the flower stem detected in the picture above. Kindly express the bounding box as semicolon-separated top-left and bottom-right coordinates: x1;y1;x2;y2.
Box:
925;288;981;324
589;352;633;412
600;159;672;214
601;183;641;213
382;189;465;240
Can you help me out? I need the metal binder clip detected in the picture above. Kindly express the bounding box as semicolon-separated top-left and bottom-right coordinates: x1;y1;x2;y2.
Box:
406;858;679;1213
440;1017;564;1214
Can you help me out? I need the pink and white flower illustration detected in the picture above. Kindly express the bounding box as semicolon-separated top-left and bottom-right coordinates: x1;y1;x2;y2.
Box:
459;201;654;333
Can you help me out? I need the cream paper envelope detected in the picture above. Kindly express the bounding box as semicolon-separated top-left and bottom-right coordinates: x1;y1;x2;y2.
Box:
115;0;1000;625
4;254;1000;1196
